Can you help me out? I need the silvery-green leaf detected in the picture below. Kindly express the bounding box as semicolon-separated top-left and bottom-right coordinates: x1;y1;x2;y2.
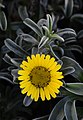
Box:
56;28;76;37
64;0;73;18
61;56;83;82
51;34;64;42
3;54;20;67
15;35;23;47
23;18;43;37
3;54;13;65
77;29;83;39
37;19;47;27
11;69;19;84
33;115;49;120
38;36;49;49
51;45;64;56
70;14;83;24
49;45;60;60
61;67;75;76
18;6;29;20
31;47;38;55
0;11;7;31
21;33;39;44
64;100;78;120
0;72;13;84
64;83;83;96
23;96;33;107
47;14;52;31
42;26;49;36
48;97;69;120
66;45;82;54
0;3;5;8
11;21;25;30
5;39;28;58
16;28;23;35
64;37;76;44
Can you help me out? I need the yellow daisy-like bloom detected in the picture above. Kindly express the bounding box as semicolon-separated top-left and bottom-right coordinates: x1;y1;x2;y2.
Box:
18;54;64;101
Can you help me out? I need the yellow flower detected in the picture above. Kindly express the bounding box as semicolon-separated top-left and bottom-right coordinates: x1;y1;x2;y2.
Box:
18;54;64;101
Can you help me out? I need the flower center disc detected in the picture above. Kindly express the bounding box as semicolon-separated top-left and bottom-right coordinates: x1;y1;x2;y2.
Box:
29;66;51;88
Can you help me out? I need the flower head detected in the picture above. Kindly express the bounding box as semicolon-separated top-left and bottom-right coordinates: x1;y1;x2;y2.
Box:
18;54;64;101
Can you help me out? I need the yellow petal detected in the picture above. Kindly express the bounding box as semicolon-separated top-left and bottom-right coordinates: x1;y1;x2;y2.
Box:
47;58;55;68
44;87;51;100
40;88;45;101
48;62;57;71
49;82;60;94
20;81;29;88
41;54;45;66
21;82;31;94
34;88;39;101
47;85;56;98
31;86;36;99
27;85;34;96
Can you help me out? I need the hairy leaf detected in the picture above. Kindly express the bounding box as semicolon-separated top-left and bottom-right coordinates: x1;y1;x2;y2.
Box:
61;56;83;82
5;39;28;58
23;18;43;37
64;100;78;120
48;97;69;120
23;96;33;107
65;83;83;96
0;11;7;31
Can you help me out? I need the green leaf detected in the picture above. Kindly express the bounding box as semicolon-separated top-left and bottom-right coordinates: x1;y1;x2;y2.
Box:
61;56;83;82
77;29;83;39
33;115;49;120
3;54;20;67
42;26;49;36
66;45;82;54
37;19;47;27
51;34;64;42
49;45;60;60
18;6;29;20
21;33;39;44
0;11;7;31
61;67;75;76
5;39;29;58
47;14;52;32
31;47;38;55
64;83;83;96
23;18;43;37
23;96;33;107
64;0;73;18
38;36;49;49
70;14;83;24
64;100;78;120
48;97;69;120
56;28;76;37
0;72;13;84
11;69;19;84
